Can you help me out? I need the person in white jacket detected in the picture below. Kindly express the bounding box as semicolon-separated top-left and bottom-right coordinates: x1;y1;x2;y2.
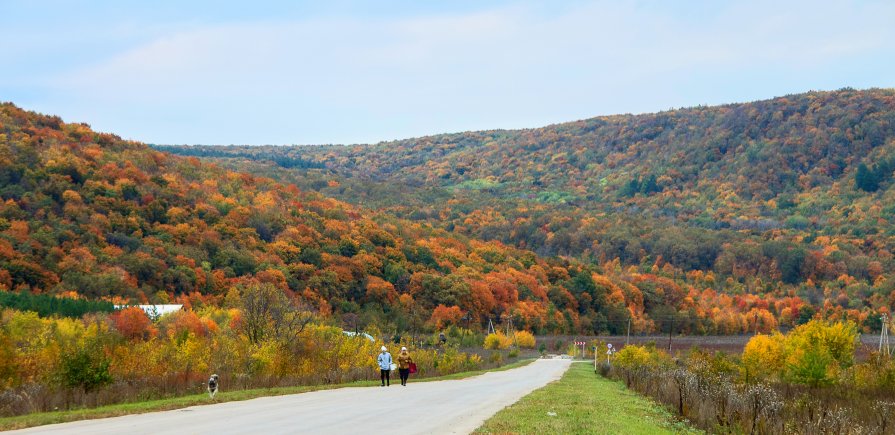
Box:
377;346;393;387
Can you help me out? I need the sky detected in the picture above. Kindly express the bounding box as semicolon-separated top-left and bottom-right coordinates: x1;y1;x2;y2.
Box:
2;0;894;145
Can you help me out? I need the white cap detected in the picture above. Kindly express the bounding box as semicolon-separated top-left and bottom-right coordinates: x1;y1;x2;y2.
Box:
401;347;407;351
381;346;387;351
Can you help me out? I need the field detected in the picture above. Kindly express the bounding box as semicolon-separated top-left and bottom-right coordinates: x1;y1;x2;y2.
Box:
474;362;698;435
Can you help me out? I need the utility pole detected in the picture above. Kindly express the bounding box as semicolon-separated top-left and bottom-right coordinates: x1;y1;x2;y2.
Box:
594;344;598;372
625;317;631;346
880;314;891;357
667;316;674;352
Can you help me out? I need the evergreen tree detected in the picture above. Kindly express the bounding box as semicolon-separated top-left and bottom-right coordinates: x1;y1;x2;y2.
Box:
640;174;659;194
855;163;879;192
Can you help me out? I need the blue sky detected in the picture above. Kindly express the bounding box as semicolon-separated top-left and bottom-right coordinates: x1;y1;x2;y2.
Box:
2;0;894;145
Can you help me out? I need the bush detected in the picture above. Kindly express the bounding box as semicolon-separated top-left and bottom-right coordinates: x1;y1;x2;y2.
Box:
741;332;785;383
849;354;895;390
553;339;565;351
483;332;512;350
59;345;113;392
513;330;536;349
489;351;503;365
614;345;657;371
737;320;858;387
508;348;519;358
782;320;857;387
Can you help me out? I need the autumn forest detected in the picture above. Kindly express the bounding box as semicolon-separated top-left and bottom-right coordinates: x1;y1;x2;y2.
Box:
4;89;895;339
155;88;895;335
3;88;895;424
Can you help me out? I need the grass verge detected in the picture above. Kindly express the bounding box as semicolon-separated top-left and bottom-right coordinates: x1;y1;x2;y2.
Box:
474;362;700;435
0;358;534;431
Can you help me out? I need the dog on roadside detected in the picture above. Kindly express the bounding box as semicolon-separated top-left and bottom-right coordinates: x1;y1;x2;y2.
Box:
208;374;219;399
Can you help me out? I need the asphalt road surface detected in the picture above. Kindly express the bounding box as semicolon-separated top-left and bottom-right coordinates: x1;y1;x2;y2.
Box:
12;358;572;435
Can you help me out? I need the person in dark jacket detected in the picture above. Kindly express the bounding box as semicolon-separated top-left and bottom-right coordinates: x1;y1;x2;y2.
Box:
396;347;413;386
377;346;393;386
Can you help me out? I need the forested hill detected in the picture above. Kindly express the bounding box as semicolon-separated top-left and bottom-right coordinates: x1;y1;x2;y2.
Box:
5;88;895;336
3;101;759;336
158;89;895;272
160;88;895;200
0;102;617;332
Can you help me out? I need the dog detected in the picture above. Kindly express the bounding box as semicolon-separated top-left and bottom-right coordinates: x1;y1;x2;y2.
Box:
207;374;219;399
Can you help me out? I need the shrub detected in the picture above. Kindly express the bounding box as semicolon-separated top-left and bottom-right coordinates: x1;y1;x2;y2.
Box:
850;354;895;390
59;344;113;392
741;332;785;383
553;339;565;351
508;348;519;358
614;345;656;371
513;330;536;349
782;320;857;386
483;332;512;350
786;346;837;387
489;351;503;365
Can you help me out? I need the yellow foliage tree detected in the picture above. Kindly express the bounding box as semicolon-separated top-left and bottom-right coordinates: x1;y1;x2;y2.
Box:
741;332;785;383
513;330;536;349
483;332;512;350
782;320;857;387
614;345;657;370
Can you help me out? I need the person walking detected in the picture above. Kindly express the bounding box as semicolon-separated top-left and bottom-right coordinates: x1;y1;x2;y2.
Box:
396;346;413;386
377;346;393;387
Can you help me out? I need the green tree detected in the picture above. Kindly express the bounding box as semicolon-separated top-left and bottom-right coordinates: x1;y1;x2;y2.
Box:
855;163;879;192
58;344;113;392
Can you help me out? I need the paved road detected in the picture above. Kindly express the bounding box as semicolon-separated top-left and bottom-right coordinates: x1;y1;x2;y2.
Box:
12;359;572;435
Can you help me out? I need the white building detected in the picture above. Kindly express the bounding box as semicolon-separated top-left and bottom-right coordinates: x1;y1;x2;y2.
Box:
114;304;184;319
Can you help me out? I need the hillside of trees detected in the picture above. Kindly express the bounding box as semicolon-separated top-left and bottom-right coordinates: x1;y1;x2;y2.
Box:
4;88;895;337
0;101;807;337
156;88;895;333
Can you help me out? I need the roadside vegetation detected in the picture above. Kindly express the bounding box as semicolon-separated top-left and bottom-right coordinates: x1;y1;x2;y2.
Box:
0;358;534;431
475;362;698;434
608;319;895;433
0;292;512;419
0;278;538;426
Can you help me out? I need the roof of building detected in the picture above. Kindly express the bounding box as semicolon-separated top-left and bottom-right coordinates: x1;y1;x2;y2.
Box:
115;304;184;317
